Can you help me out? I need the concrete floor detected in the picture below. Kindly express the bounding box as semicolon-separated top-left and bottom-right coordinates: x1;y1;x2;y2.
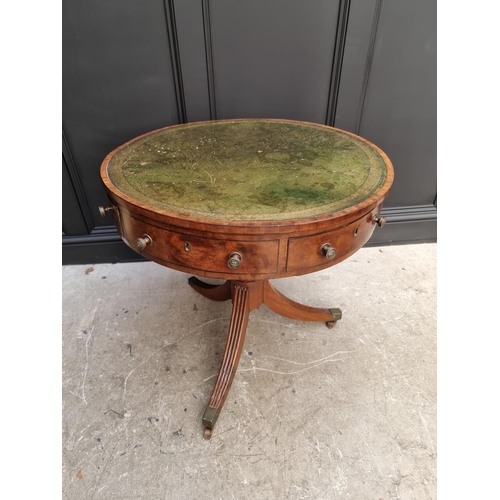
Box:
62;243;436;500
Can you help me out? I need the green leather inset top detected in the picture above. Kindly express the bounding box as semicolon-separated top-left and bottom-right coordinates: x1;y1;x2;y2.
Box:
106;120;389;221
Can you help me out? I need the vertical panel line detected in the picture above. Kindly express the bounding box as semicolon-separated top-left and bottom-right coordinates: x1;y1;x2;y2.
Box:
62;129;94;233
325;0;352;127
354;0;383;135
164;0;188;123
202;0;217;120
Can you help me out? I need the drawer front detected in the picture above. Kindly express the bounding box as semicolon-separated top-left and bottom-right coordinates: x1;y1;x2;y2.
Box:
287;211;377;273
122;215;279;275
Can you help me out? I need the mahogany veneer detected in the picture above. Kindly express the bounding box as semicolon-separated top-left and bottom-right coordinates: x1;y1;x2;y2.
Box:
100;119;394;438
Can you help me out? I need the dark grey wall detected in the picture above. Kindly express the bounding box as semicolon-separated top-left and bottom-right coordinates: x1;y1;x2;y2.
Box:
63;0;436;264
358;0;436;208
209;0;340;122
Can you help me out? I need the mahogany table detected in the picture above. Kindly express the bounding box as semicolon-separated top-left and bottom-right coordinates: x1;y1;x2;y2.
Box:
99;119;394;439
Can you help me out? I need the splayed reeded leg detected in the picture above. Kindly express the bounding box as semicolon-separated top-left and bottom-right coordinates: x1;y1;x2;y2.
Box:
263;280;342;328
190;279;341;438
202;282;264;439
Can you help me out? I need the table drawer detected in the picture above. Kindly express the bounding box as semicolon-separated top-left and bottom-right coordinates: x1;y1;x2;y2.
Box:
287;211;377;273
122;215;280;275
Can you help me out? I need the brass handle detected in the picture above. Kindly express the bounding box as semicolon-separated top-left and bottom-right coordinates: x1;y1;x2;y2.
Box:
372;214;387;228
98;206;114;217
136;234;153;251
321;244;336;260
227;252;242;270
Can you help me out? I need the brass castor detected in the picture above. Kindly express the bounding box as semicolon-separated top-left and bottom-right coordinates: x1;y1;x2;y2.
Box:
204;427;212;440
326;320;337;329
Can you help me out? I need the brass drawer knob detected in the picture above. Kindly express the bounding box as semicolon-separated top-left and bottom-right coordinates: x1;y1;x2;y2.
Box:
227;252;242;270
136;234;153;251
321;243;336;260
372;214;387;227
98;206;114;217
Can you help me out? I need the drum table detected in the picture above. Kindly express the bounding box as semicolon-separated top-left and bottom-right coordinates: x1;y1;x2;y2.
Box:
99;119;394;438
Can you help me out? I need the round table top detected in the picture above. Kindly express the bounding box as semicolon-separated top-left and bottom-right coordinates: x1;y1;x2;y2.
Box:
103;119;393;222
